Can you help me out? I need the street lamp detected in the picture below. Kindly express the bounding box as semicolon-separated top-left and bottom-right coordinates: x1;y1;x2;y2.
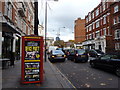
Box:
57;27;65;38
44;0;58;62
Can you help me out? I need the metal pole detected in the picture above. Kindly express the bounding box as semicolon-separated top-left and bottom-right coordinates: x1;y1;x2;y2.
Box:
34;0;38;35
45;1;47;62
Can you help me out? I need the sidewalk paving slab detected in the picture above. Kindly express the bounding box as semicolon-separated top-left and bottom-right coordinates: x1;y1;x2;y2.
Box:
1;59;75;90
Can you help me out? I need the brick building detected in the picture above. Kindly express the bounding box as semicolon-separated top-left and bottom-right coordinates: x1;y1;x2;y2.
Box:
0;1;35;59
74;18;86;48
110;1;120;54
81;1;120;54
82;1;113;53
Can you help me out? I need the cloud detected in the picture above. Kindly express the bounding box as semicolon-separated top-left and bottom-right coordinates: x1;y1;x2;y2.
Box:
38;0;101;41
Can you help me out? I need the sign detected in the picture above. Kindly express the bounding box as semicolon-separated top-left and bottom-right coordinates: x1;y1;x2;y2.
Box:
21;36;43;84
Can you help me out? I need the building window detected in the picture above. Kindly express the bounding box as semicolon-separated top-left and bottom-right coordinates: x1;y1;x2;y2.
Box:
89;34;92;39
86;26;88;32
93;22;95;29
96;21;100;28
107;27;110;35
89;25;92;31
93;32;95;38
103;16;106;24
115;43;120;50
92;12;94;19
118;16;120;23
100;6;102;13
113;18;117;24
86;17;88;23
114;5;119;13
103;28;106;36
103;3;106;11
96;8;99;16
96;31;100;38
115;29;120;39
86;35;88;40
89;13;91;21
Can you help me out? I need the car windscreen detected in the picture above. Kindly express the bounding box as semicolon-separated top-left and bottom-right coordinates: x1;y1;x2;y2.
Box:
53;50;64;55
77;49;85;54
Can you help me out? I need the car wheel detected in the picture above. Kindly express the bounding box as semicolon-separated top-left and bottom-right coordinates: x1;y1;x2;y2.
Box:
74;59;78;63
90;62;95;68
115;68;120;77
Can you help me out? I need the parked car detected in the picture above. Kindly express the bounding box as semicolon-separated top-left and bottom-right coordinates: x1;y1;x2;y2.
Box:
89;54;120;77
67;49;76;61
63;48;70;58
88;49;105;61
48;50;66;63
74;49;89;63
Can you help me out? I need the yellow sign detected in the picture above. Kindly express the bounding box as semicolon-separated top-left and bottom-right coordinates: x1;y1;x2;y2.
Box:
24;60;40;62
24;37;41;39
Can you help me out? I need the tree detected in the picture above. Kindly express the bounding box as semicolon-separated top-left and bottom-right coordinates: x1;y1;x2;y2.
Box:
54;40;65;48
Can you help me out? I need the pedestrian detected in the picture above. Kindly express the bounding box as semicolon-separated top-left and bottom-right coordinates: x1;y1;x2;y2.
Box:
9;51;15;66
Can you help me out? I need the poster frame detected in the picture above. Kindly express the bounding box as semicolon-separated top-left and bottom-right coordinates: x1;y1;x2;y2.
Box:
21;36;43;84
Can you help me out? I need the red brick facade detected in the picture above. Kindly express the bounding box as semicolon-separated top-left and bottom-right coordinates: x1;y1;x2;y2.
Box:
83;1;120;54
74;18;86;44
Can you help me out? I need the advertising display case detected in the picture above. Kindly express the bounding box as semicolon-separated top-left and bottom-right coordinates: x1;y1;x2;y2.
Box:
21;36;43;84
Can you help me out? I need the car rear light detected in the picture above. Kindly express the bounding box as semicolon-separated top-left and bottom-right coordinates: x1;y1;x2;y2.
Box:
64;55;66;57
76;54;79;56
52;56;55;58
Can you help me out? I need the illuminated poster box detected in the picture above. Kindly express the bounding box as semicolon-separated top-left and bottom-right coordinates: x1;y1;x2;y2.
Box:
21;36;43;84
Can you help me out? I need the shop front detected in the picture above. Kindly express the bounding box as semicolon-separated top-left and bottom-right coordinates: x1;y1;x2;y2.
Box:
2;22;21;60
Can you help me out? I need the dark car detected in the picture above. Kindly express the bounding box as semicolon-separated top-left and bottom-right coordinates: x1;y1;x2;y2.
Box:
48;50;66;63
74;49;88;63
89;54;120;77
67;49;76;61
88;49;105;61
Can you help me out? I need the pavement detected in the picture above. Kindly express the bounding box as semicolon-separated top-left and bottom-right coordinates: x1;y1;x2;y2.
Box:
1;58;76;90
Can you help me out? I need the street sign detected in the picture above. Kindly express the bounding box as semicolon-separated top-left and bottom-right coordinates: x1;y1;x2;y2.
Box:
21;36;43;84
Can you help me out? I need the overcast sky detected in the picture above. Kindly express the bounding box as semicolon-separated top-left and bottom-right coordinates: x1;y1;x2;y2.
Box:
38;0;101;42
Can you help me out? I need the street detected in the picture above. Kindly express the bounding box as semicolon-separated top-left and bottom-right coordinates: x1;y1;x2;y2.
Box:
52;59;120;88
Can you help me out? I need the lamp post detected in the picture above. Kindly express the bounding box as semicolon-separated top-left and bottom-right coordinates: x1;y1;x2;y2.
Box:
56;27;65;38
44;0;58;62
34;0;39;35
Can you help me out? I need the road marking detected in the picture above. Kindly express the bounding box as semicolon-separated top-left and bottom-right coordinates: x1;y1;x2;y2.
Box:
48;60;76;89
55;65;77;89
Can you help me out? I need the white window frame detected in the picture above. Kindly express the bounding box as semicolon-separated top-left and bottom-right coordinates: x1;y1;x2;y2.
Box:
96;31;100;38
114;18;117;25
115;29;120;39
118;16;120;23
92;12;94;19
114;5;119;13
89;13;91;21
103;3;106;11
96;21;100;28
96;8;99;16
103;15;106;24
103;28;106;36
115;43;120;50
